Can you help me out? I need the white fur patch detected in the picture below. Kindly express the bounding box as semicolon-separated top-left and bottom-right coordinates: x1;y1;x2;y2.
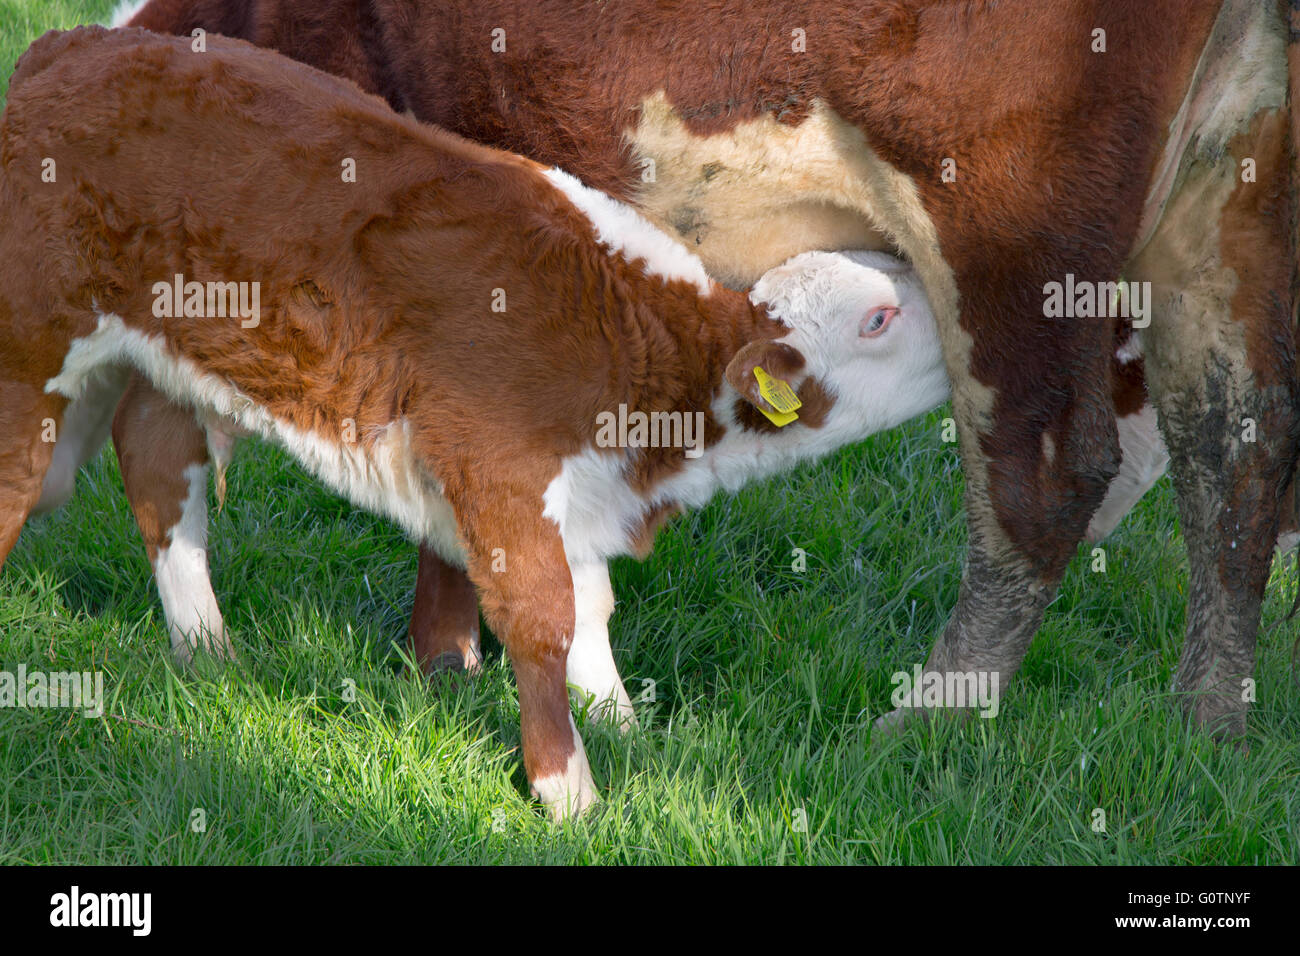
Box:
1115;332;1144;366
529;715;598;822
33;366;128;514
565;559;635;727
107;0;151;28
153;462;230;662
1134;0;1286;257
1086;403;1170;542
624;93;892;288
543;167;715;296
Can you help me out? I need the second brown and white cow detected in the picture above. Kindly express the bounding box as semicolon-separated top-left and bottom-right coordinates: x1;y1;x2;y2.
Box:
0;27;950;816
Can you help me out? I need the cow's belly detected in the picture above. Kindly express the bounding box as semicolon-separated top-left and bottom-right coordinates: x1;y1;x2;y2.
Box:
624;92;895;288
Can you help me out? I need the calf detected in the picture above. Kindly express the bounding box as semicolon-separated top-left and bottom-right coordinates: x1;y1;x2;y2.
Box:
0;27;947;817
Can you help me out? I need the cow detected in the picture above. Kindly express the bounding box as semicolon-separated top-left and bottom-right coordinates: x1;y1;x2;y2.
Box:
111;0;1300;737
0;25;952;815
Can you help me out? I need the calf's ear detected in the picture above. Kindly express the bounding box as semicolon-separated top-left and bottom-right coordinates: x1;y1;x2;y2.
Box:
724;340;806;412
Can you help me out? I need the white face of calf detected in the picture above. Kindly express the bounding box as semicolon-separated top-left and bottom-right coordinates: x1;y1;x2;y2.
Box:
732;249;950;448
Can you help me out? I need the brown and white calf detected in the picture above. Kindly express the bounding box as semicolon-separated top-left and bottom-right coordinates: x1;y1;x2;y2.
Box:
120;0;1300;736
0;27;947;816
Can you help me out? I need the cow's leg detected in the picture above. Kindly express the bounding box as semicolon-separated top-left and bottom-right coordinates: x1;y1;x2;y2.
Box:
1085;399;1297;552
0;381;65;571
407;544;483;674
113;376;233;664
449;479;595;820
877;338;1120;731
565;558;636;729
874;236;1122;732
1126;110;1298;736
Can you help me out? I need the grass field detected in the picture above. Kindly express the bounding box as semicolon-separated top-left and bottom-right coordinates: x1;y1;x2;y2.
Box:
1;0;1298;865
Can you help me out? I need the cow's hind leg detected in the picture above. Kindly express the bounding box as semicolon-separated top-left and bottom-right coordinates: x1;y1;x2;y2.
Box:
1128;108;1299;736
113;376;233;664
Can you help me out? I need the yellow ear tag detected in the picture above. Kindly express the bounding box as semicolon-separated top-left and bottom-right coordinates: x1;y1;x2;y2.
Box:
752;366;802;427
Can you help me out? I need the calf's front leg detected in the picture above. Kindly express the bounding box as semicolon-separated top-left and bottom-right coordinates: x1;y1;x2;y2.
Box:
566;559;637;729
449;477;597;820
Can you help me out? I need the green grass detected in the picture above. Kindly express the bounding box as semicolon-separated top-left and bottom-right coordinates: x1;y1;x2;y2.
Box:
0;0;119;100
2;1;1299;864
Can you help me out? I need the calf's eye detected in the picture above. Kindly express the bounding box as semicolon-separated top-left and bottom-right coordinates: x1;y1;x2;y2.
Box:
859;306;897;338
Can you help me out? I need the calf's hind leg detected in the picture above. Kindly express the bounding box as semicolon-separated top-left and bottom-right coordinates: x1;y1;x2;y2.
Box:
1127;109;1299;736
31;367;128;515
0;381;64;571
114;384;491;674
113;376;233;664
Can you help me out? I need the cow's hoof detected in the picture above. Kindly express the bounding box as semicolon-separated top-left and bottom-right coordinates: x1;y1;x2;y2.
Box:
872;705;917;737
1176;666;1250;741
1184;697;1248;743
873;702;971;739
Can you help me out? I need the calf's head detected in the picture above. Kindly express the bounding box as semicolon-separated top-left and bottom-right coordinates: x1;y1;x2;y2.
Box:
727;250;949;443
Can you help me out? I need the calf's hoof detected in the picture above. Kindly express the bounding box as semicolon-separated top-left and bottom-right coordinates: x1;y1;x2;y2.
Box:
573;690;639;733
428;651;470;674
531;748;599;823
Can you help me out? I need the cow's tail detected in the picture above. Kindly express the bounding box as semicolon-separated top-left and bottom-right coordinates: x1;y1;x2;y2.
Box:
1286;0;1300;655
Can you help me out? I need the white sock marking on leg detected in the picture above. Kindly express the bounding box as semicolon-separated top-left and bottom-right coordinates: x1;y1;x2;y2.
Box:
530;715;598;822
566;559;636;728
153;463;230;662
